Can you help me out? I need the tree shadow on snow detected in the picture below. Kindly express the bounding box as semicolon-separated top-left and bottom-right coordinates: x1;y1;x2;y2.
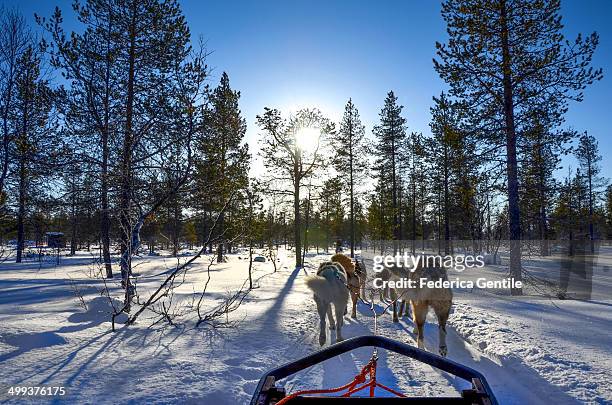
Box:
2;296;132;388
396;317;583;404
253;266;301;335
0;331;68;363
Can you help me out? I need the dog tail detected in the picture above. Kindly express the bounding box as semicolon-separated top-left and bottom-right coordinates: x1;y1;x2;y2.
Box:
305;275;336;300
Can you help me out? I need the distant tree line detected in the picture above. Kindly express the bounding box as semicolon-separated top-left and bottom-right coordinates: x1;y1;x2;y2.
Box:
1;0;610;303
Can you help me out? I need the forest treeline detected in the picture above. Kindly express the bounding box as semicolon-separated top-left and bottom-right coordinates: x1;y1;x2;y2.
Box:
1;0;610;299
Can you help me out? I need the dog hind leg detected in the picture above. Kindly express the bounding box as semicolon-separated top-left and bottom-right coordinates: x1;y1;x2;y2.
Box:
334;301;345;342
315;296;328;346
327;305;335;330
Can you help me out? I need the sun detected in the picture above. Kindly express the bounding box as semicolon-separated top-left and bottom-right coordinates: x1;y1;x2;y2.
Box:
295;126;321;153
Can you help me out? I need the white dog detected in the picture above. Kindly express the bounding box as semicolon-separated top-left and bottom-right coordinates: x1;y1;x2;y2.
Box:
305;261;350;345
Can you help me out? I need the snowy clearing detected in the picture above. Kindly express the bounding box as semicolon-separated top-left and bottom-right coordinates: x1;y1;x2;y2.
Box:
0;249;610;404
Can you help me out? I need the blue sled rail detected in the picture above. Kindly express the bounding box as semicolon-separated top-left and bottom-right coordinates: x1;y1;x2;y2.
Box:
251;335;498;405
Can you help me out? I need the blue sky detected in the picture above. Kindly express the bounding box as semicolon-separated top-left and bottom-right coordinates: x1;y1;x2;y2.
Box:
6;0;611;179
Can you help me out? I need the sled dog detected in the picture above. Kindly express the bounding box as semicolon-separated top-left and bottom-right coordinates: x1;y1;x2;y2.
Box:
388;261;453;356
305;261;350;345
355;257;367;300
330;253;366;319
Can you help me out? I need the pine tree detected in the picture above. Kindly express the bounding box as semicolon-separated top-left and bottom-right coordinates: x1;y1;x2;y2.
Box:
434;0;603;294
319;177;345;252
183;219;197;249
372;91;406;253
40;0;124;278
428;93;484;252
429;93;461;253
11;46;58;263
406;131;429;252
198;72;249;263
604;185;612;239
518;113;570;254
163;138;188;257
552;168;588;246
116;0;194;285
575;131;605;251
334;99;366;257
0;8;30;203
367;173;394;253
44;0;208;294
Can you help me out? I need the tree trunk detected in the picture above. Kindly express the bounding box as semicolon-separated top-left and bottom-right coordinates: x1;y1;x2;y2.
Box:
379;193;384;253
207;210;213;253
437;189;442;254
172;201;180;257
0;61;15;197
119;1;137;285
15;70;30;264
100;8;114;278
248;242;253;289
443;144;450;255
100;149;113;277
302;185;312;264
216;211;225;262
325;197;330;253
538;165;549;256
486;185;492;254
349;119;355;258
294;178;302;268
16;159;26;263
586;151;595;253
500;0;522;294
70;187;77;256
391;135;399;255
398;183;403;254
411;173;416;255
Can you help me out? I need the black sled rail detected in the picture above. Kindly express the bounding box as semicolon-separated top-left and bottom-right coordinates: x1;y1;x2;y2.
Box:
251;335;498;405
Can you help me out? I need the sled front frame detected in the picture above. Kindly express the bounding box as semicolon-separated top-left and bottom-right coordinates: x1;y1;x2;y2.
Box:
250;335;498;405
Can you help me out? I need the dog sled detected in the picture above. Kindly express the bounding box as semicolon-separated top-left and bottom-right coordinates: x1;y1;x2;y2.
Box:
250;335;498;405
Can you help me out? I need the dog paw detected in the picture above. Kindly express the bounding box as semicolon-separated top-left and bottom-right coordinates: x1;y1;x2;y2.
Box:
336;336;344;343
439;346;447;357
392;317;399;323
351;314;357;319
319;333;326;346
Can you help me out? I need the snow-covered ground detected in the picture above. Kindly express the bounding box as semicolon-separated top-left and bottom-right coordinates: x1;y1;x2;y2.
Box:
0;248;610;404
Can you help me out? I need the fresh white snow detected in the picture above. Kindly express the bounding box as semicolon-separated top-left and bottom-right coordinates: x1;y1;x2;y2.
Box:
0;248;610;404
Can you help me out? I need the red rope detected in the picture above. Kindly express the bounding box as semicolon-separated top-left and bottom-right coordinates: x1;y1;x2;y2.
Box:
275;355;405;404
375;382;407;397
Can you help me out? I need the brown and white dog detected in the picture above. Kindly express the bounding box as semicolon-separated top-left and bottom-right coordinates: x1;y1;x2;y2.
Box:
330;253;366;319
355;257;367;299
